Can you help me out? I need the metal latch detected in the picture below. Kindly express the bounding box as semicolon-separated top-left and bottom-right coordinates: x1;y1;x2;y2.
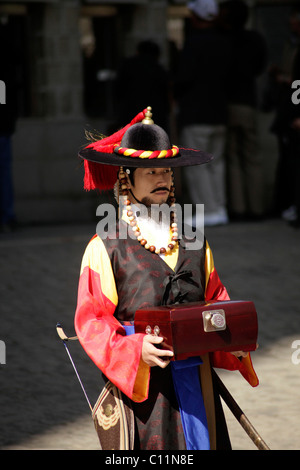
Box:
203;309;226;332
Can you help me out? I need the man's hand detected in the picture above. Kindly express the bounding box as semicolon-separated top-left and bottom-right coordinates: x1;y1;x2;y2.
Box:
230;351;248;358
142;334;174;368
231;343;258;358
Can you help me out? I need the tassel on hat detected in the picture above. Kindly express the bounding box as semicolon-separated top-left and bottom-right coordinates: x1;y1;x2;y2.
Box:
83;108;147;191
83;159;119;191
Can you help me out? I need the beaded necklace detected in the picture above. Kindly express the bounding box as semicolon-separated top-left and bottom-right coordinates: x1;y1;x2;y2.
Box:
118;167;179;255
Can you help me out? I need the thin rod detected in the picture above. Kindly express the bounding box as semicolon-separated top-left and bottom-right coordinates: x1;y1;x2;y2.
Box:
62;340;92;411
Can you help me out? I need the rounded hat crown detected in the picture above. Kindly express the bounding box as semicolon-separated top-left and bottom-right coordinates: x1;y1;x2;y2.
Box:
121;123;171;151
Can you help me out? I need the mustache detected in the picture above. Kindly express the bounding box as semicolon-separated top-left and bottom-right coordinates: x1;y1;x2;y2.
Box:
150;187;170;194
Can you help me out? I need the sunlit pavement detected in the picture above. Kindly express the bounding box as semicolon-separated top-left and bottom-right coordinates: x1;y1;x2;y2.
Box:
1;218;299;450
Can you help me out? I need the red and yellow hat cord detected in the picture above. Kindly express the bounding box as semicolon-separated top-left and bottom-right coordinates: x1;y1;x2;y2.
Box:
114;145;179;159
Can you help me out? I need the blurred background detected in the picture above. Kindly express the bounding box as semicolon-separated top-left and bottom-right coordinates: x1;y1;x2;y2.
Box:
0;0;299;226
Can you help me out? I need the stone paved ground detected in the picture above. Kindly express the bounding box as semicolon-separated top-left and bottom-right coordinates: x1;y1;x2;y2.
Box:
0;218;299;451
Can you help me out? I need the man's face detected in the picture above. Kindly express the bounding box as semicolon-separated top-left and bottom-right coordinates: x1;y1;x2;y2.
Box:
127;167;173;206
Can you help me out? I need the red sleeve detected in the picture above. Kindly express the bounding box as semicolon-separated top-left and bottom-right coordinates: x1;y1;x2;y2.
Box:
204;240;259;387
74;235;150;402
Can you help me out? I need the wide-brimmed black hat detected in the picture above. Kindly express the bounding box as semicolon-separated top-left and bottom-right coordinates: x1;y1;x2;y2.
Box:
79;107;213;190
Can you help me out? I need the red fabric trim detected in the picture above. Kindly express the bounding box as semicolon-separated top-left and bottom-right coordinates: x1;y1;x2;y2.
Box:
75;266;147;400
211;351;259;387
205;262;258;387
205;268;230;302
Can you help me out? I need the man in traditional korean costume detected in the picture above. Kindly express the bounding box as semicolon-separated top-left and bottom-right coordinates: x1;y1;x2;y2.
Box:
74;107;258;450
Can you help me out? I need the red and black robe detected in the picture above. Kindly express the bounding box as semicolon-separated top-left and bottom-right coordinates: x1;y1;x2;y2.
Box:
74;220;258;449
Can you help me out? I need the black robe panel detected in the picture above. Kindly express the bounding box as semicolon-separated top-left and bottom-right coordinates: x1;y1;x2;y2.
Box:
101;220;206;449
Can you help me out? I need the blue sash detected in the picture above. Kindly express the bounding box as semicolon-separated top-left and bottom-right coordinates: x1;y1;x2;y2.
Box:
124;324;210;450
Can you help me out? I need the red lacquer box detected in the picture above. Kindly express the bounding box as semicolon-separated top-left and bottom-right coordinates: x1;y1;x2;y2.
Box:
134;300;258;360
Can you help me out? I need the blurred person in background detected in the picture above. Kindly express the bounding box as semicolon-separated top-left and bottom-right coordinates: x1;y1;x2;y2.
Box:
175;0;232;226
220;0;267;222
265;7;300;226
116;40;171;132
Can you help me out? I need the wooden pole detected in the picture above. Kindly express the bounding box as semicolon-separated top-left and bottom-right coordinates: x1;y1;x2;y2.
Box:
213;370;270;450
